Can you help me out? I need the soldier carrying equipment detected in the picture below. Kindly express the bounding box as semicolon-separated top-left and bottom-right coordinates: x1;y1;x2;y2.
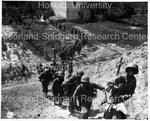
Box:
63;70;84;97
76;42;82;56
68;61;73;78
37;63;44;75
59;48;67;62
68;46;75;60
38;66;53;97
70;75;107;119
62;70;84;112
52;71;64;106
103;63;139;119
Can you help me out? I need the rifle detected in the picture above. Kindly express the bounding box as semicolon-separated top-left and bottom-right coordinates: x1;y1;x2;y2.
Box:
101;57;123;106
116;57;123;76
106;57;123;92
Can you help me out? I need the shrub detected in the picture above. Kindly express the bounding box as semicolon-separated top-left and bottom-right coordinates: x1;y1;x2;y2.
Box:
103;3;136;21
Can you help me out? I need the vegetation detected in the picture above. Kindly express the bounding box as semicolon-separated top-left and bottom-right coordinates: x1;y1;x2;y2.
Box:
2;1;54;25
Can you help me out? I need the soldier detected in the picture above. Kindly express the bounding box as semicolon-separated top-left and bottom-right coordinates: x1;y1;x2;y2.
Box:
81;34;88;49
59;49;66;62
68;61;73;78
51;59;58;69
103;63;139;119
69;46;75;60
62;70;84;113
37;63;44;75
21;62;26;76
52;47;57;61
49;62;57;80
76;42;82;56
64;47;69;59
38;66;53;97
52;71;64;106
63;70;84;96
71;75;107;119
75;39;79;45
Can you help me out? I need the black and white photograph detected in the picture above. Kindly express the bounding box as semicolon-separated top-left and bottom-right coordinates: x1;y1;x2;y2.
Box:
1;1;148;119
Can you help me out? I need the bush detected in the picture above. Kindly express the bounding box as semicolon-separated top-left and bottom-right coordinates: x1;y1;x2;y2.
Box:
103;3;136;21
2;64;31;85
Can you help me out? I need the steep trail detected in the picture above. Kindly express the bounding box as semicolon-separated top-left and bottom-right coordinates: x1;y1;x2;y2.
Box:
1;22;148;119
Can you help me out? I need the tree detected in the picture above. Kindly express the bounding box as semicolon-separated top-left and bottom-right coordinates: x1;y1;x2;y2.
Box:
139;3;147;24
94;2;136;21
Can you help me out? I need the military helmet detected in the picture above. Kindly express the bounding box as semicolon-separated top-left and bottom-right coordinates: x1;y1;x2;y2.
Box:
77;70;84;77
50;62;54;66
44;68;49;72
81;75;90;83
58;71;64;77
39;63;42;66
125;63;139;74
45;64;49;68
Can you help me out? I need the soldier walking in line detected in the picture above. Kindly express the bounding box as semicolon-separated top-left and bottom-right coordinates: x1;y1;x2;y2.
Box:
52;71;65;106
76;42;82;56
68;61;73;78
52;47;57;61
62;70;84;113
59;48;67;62
69;46;75;60
38;66;53;97
37;63;44;75
70;75;107;119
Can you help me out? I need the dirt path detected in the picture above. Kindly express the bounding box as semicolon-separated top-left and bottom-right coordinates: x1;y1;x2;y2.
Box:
1;75;82;119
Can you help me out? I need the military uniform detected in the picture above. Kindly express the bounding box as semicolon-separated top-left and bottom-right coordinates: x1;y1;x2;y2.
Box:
37;63;44;74
39;68;53;96
104;63;138;119
71;75;106;119
52;48;56;61
107;74;136;102
75;39;79;45
81;36;88;48
64;74;83;97
68;61;73;77
63;70;84;113
59;50;66;62
76;42;82;55
50;62;57;75
69;46;75;60
52;71;64;105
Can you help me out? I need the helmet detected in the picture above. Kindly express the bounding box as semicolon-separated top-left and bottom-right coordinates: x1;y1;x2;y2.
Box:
125;63;139;74
77;70;84;77
39;63;42;66
44;68;49;72
45;64;49;68
81;75;89;83
50;62;54;66
58;71;64;77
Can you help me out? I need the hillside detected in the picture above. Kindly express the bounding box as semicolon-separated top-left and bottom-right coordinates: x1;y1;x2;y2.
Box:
1;20;148;119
